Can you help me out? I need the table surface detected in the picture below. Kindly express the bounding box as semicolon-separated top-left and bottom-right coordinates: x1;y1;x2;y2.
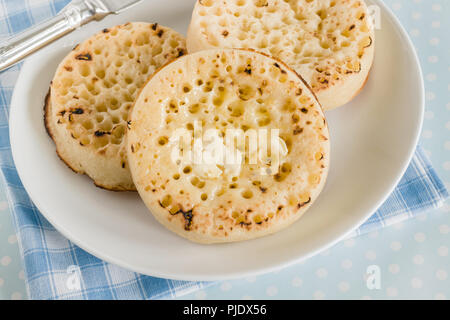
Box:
0;0;449;300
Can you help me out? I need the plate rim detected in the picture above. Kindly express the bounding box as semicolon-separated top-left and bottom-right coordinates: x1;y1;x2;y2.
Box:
9;0;425;281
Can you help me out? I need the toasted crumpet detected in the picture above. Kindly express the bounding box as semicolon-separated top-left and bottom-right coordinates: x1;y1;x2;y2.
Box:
187;0;375;110
45;22;186;190
128;49;330;243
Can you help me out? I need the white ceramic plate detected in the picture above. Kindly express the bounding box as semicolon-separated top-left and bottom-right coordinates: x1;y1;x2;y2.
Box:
9;0;424;281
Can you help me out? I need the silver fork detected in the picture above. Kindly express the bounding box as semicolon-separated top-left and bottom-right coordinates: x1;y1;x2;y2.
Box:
0;0;142;72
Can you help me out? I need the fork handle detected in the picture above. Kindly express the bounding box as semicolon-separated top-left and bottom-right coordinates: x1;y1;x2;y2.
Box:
0;0;110;72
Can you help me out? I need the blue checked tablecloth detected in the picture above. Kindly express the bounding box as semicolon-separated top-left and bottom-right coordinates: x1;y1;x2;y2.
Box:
0;0;448;300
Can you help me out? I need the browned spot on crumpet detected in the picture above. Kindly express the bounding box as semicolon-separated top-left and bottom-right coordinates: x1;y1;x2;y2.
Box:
75;53;92;61
298;197;311;208
293;127;303;135
70;107;84;115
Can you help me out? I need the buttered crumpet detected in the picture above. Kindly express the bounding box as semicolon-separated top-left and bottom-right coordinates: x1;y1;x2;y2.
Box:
187;0;375;110
45;22;187;191
127;49;330;243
